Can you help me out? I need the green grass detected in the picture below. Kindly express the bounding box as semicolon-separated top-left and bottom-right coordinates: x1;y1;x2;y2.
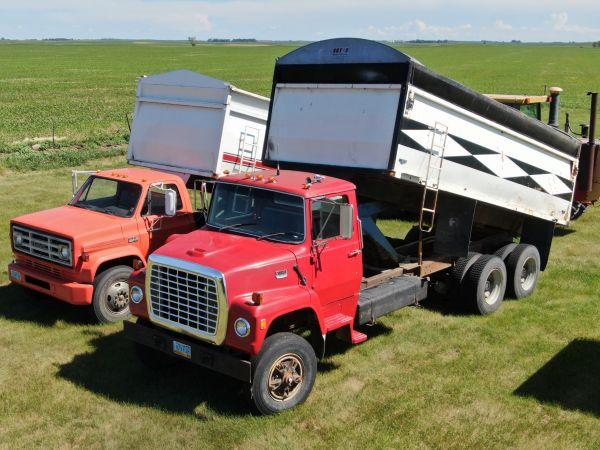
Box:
1;42;600;448
0;41;598;146
1;156;600;448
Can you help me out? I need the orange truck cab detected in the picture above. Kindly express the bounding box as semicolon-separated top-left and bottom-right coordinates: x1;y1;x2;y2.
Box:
9;167;199;322
7;70;269;322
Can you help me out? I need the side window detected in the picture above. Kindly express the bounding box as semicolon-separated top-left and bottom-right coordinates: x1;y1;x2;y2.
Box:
311;195;348;240
142;183;183;215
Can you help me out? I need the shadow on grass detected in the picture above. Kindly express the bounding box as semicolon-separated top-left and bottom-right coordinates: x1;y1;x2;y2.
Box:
0;283;94;327
419;291;475;317
57;323;394;418
57;330;252;418
514;339;600;417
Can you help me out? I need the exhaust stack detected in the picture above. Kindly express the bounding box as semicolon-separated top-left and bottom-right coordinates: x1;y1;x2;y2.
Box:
548;86;563;128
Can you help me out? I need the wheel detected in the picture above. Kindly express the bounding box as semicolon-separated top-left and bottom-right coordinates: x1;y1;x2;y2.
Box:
92;265;133;323
571;202;587;220
464;255;507;315
506;244;540;299
250;332;317;415
451;252;481;284
133;341;177;370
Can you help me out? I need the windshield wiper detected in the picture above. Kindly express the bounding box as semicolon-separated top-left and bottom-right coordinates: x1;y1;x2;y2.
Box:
216;222;256;232
257;231;302;242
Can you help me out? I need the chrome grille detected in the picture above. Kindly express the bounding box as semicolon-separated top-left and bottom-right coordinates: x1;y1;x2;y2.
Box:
149;262;220;337
12;225;73;267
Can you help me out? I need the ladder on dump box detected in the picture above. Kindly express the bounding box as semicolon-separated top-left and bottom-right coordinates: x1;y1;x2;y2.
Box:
418;122;448;265
233;126;260;173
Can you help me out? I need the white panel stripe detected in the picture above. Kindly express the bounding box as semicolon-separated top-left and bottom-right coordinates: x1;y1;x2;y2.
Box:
530;174;573;195
474;154;529;178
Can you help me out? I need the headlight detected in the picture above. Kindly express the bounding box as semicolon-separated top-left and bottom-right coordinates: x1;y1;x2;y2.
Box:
234;318;251;338
59;245;70;260
130;286;144;304
14;234;23;246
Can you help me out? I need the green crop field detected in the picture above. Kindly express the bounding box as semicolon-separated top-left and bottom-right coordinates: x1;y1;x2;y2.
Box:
1;41;600;449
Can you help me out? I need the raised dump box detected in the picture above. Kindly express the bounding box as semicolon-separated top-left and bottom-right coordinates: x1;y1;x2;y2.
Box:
128;70;269;177
264;39;581;226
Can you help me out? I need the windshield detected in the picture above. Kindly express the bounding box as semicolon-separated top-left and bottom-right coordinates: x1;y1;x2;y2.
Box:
70;176;142;218
207;183;305;243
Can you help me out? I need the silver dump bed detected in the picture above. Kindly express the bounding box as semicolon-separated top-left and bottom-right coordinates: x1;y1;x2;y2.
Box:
128;70;269;177
264;39;581;226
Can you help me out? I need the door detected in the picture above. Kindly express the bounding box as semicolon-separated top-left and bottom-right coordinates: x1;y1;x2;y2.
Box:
310;194;362;306
139;183;196;253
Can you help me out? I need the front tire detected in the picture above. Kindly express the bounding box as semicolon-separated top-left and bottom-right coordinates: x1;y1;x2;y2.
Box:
465;255;507;315
251;332;317;415
506;244;540;299
92;265;133;323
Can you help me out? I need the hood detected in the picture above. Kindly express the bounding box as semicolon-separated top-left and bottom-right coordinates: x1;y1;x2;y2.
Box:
11;205;126;245
154;229;302;298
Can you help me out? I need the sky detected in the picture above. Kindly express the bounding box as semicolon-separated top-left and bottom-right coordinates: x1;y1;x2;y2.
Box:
0;0;599;42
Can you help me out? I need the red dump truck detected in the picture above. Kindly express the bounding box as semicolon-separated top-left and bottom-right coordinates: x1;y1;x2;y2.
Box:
124;39;583;414
8;70;268;322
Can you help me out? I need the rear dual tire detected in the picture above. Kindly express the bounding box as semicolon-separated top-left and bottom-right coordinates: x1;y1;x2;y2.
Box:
505;244;541;299
464;255;507;315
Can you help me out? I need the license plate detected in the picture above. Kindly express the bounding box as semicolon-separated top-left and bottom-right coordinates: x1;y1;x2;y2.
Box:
10;269;22;282
173;340;192;359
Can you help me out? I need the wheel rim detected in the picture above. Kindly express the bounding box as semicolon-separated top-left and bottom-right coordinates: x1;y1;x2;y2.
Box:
106;279;129;313
520;257;537;292
267;353;304;401
483;268;503;305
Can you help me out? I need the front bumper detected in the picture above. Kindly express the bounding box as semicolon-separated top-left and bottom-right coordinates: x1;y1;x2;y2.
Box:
8;261;93;305
124;320;252;383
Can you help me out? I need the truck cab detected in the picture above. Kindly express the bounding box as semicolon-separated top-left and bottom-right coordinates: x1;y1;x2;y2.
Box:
126;169;364;413
8;167;198;322
7;70;270;322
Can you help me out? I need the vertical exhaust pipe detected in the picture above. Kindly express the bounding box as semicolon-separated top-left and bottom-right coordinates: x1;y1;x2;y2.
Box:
583;92;598;192
577;92;598;193
588;91;597;147
548;86;563;128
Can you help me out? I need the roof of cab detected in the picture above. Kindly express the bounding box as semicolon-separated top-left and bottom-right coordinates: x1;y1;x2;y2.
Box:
95;167;187;184
218;169;355;198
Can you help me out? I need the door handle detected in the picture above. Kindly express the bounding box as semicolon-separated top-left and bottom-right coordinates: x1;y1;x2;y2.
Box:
348;249;362;257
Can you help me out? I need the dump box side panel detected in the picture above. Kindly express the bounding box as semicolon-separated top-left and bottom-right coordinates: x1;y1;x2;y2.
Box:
267;83;401;170
218;88;270;174
128;79;229;176
395;85;577;225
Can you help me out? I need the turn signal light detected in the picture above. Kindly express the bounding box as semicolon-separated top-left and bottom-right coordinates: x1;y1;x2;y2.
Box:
267;177;276;183
256;174;263;180
260;318;267;330
252;292;264;305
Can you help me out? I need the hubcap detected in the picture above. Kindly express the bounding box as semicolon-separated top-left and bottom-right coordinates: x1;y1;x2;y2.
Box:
483;268;503;305
520;257;537;291
267;353;304;401
106;280;129;313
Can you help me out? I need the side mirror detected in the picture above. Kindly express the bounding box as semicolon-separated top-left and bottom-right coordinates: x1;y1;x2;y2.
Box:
339;203;354;239
164;189;177;217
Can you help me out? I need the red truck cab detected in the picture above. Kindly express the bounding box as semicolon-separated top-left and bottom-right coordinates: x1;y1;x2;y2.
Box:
8;167;199;322
126;169;367;413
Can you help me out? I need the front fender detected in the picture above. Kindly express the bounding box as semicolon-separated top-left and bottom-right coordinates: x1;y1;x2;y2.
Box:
224;285;320;356
89;246;146;280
